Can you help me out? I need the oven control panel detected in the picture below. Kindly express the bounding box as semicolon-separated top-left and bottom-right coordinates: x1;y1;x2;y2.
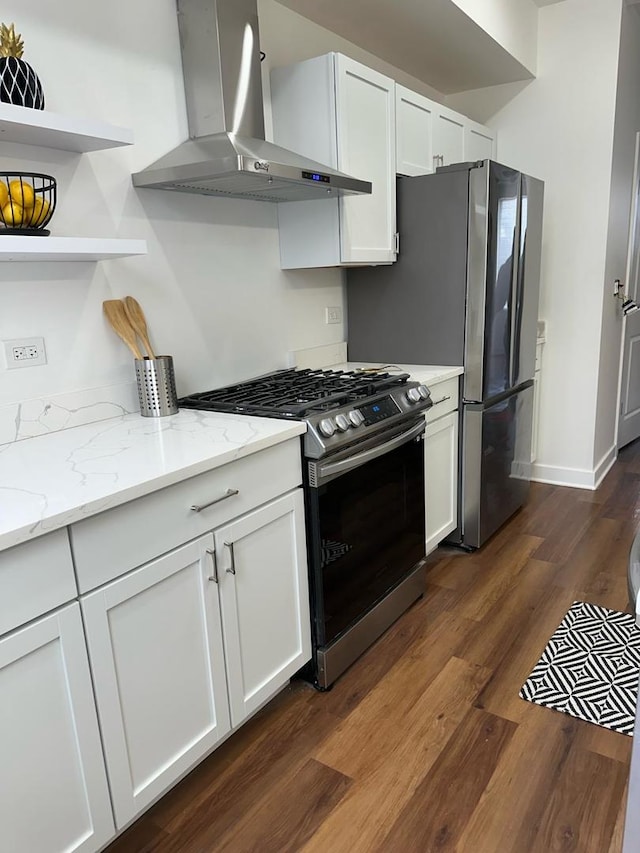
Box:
307;384;432;458
358;396;400;426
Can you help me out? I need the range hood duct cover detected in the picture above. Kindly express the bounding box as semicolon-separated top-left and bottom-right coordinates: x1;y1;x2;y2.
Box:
132;0;372;202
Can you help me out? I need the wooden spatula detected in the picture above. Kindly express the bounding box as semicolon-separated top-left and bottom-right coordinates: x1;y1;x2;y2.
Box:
103;299;143;360
123;296;156;359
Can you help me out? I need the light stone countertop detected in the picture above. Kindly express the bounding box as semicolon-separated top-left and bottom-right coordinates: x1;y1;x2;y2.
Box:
330;363;464;386
0;410;305;553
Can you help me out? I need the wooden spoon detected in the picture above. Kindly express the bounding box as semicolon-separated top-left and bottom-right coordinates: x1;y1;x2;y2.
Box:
103;299;143;360
123;296;156;359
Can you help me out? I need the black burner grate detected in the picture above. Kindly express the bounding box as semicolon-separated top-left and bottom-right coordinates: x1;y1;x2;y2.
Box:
178;368;410;418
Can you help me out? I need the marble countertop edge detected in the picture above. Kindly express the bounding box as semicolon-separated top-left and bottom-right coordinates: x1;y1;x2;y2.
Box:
0;410;306;553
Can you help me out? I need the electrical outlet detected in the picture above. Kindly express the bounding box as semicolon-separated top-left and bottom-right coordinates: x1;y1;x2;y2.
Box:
325;306;342;325
3;337;47;369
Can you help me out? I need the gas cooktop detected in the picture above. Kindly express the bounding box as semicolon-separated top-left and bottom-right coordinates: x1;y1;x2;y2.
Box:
178;368;432;458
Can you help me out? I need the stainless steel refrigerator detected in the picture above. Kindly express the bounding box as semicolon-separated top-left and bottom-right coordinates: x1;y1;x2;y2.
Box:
347;160;544;549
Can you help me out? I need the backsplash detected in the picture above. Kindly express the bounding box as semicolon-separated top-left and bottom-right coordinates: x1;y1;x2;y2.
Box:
0;382;138;445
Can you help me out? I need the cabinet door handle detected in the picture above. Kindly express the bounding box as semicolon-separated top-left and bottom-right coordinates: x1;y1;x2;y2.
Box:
224;541;236;575
432;395;451;406
206;548;218;583
190;488;239;513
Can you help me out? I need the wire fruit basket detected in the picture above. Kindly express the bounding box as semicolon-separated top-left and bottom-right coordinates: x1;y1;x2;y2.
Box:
0;172;56;235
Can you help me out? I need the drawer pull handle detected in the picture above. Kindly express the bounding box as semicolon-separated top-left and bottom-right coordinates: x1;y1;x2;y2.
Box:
432;395;451;406
190;488;239;513
206;548;218;583
224;541;236;575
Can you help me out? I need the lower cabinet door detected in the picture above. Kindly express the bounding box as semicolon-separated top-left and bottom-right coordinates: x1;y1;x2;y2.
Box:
215;490;311;728
82;535;231;829
0;604;114;853
425;411;459;554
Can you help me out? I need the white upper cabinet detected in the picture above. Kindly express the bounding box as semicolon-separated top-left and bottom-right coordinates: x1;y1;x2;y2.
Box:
396;85;496;176
395;85;435;177
464;119;496;162
433;104;465;168
272;53;396;268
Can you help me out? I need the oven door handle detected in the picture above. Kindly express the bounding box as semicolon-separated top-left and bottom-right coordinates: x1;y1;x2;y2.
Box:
316;419;425;484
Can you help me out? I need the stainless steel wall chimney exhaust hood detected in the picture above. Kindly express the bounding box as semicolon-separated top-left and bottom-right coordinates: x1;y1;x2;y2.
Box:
132;0;372;203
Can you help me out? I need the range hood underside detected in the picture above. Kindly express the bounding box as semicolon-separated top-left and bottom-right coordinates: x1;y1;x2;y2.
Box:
132;133;370;202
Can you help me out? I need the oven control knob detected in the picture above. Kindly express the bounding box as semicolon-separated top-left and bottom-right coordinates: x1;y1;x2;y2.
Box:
319;418;336;437
417;385;431;400
406;388;422;404
348;409;364;427
335;414;350;432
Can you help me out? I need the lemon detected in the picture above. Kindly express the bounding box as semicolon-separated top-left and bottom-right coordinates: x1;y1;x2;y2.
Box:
2;202;23;226
0;183;8;208
9;180;34;209
30;197;50;227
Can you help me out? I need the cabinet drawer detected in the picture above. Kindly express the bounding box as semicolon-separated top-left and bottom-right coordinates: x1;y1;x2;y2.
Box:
0;529;77;636
425;376;459;423
70;439;303;593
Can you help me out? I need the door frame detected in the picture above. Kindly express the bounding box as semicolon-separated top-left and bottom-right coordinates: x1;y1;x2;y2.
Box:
616;130;640;447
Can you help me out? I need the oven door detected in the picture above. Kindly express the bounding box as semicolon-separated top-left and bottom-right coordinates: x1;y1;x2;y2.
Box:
305;417;426;657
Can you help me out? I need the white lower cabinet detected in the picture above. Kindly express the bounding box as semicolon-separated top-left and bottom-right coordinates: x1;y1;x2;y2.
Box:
423;376;460;554
424;410;459;554
0;604;114;853
81;489;311;830
81;535;232;829
215;490;311;727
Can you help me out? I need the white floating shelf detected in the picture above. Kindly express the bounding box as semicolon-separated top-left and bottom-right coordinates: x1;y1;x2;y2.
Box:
0;103;133;152
0;236;147;262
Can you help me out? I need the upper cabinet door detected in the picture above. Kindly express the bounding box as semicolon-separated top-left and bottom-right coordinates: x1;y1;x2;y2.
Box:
433;105;465;167
464;120;496;162
395;84;435;176
272;53;396;268
335;55;397;264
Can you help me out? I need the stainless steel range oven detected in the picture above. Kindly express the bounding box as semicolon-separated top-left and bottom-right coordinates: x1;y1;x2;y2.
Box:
179;368;432;688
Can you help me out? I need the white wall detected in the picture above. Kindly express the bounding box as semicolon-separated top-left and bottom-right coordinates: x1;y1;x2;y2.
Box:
0;0;447;427
450;0;539;75
594;6;640;466
452;0;623;487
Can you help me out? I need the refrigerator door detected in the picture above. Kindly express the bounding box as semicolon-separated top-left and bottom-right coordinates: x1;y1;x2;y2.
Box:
511;174;544;388
464;161;522;403
460;382;534;548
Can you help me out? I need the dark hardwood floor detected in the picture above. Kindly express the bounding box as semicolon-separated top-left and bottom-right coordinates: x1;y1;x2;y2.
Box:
106;441;640;853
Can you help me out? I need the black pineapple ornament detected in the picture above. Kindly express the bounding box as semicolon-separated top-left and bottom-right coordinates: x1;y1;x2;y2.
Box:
0;23;45;109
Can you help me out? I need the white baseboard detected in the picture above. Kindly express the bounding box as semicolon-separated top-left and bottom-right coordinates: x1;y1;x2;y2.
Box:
593;444;618;489
531;443;617;490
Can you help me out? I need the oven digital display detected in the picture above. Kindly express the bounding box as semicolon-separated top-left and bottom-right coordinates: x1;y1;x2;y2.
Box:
359;396;401;425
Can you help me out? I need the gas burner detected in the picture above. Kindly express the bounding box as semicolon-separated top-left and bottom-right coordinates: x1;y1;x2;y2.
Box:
178;368;412;418
178;367;432;459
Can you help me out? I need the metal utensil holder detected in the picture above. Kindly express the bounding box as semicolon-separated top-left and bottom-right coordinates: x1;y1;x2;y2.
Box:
135;356;178;417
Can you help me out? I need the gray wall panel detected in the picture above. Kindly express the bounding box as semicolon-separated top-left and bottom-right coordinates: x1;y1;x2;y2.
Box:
347;171;469;365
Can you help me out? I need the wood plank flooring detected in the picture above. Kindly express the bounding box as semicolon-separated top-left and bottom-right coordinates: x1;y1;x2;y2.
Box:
106;442;640;853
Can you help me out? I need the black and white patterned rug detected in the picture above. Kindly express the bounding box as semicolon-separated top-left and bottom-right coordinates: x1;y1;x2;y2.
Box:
520;601;640;735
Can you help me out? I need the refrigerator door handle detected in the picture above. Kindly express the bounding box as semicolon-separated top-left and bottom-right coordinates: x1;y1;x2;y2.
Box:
509;186;523;388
